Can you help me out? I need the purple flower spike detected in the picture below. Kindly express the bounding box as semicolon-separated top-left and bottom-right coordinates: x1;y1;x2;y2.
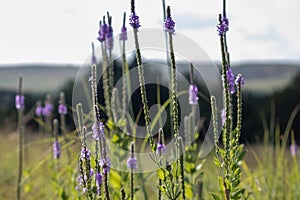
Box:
189;84;199;105
58;104;68;115
226;68;235;94
165;18;175;33
127;157;137;169
99;158;111;174
35;105;43;117
221;108;226;126
290;144;298;157
92;121;104;140
156;143;166;155
97;20;108;43
120;25;127;41
235;74;245;86
217;16;229;36
42;102;53;117
80;146;91;160
129;13;140;29
15;95;25;111
164;7;175;34
96;172;103;186
53;140;60;159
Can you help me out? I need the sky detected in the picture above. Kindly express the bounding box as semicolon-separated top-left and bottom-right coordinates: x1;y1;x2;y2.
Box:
0;0;300;64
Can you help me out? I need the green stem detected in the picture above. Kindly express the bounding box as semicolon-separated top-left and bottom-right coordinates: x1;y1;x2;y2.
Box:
133;28;154;150
101;42;112;119
17;76;23;200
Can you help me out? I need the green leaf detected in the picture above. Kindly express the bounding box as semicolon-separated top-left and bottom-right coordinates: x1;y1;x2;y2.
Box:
185;183;193;199
185;162;196;174
157;169;165;181
110;170;122;189
210;192;221;200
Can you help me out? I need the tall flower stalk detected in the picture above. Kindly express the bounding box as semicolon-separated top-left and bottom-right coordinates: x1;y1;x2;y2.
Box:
16;75;24;200
106;12;114;99
211;0;248;199
165;6;186;199
129;0;155;151
98;17;112;119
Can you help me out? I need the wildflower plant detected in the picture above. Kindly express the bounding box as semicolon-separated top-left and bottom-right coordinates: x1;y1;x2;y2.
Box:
210;0;249;199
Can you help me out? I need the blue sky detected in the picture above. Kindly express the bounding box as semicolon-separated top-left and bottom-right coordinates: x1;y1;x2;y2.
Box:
0;0;300;64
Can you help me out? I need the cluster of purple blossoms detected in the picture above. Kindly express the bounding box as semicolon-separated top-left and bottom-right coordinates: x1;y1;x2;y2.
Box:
127;157;137;169
235;74;245;86
129;13;140;29
42;102;53;117
35;104;43;117
189;84;199;105
58;104;68;115
99;158;111;174
290;144;298;157
92;121;104;140
217;16;229;36
15;95;25;111
97;21;108;43
226;68;235;94
119;25;127;41
95;172;103;194
164;16;175;34
156;143;166;155
80;146;91;160
53;140;60;159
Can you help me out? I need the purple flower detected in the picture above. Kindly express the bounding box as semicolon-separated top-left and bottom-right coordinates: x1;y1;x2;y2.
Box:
92;121;104;140
77;175;84;186
226;68;235;94
217;16;229;36
290;144;298;157
106;26;114;50
97;21;108;43
165;6;175;34
164;17;175;34
189;84;199;105
235;74;245;86
90;168;94;177
15;95;25;111
120;25;127;41
35;105;43;117
42;102;53;117
96;172;103;186
53;140;60;159
99;158;111;174
80;146;91;160
127;157;137;169
221;108;226;126
82;188;88;193
129;13;140;29
58;104;68;115
156;143;166;155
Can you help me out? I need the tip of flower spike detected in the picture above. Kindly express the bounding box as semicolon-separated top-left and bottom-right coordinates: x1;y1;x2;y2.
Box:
131;0;135;13
235;74;245;86
164;6;175;33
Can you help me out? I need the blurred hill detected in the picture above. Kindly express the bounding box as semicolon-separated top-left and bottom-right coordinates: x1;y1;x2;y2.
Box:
0;61;299;94
0;63;78;93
